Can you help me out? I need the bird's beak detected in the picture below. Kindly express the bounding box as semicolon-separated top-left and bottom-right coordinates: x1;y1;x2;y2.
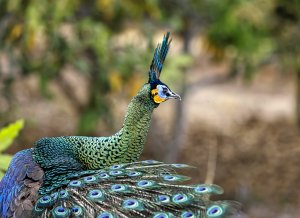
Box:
168;91;181;101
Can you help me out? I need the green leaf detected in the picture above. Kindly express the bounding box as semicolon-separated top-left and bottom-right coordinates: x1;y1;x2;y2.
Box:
0;154;13;171
0;119;24;152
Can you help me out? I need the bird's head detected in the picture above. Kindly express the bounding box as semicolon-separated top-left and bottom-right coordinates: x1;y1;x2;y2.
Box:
148;32;180;104
149;80;181;104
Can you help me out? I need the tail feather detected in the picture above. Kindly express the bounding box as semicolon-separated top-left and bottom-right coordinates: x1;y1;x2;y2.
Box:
33;161;240;218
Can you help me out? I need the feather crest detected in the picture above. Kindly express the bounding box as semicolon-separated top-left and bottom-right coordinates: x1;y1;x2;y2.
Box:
149;32;172;83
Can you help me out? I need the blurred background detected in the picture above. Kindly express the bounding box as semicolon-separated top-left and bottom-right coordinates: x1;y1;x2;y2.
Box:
0;0;300;217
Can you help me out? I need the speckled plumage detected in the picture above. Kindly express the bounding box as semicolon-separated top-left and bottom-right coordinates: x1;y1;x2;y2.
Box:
32;84;157;195
0;33;240;218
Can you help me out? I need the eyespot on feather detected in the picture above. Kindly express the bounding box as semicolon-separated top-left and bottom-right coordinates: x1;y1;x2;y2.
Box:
206;205;224;217
52;206;70;218
68;180;83;188
136;180;158;189
122;199;144;210
110;184;130;193
172;193;191;204
193;184;224;195
71;205;84;216
83;175;97;183
97;211;116;218
127;171;143;177
36;195;52;208
181;211;195;218
153;212;174;218
156;195;171;203
87;189;105;202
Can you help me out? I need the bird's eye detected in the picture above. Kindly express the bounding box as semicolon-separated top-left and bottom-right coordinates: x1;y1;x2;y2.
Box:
162;87;168;93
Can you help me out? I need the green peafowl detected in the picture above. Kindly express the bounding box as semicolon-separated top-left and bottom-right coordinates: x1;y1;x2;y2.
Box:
0;33;240;218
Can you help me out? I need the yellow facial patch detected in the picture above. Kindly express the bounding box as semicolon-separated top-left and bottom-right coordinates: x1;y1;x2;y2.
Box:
151;88;166;103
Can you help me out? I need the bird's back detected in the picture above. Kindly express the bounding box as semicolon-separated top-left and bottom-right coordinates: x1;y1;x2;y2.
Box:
0;149;44;217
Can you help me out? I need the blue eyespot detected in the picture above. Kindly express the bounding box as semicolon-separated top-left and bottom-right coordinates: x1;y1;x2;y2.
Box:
164;175;175;180
153;212;173;218
87;189;105;201
109;170;124;176
111;184;128;193
206;205;223;217
68;180;82;187
122;199;143;210
42;196;50;201
92;190;100;196
162;174;190;182
157;195;170;203
127;171;142;177
52;206;70;217
137;180;157;188
83;175;97;183
194;185;208;193
172;193;190;204
71;205;83;216
59;190;69;199
181;211;195;218
57;207;65;212
158;195;167;201
37;195;52;208
97;211;115;218
112;184;122;189
110;164;124;170
99;173;110;179
138;180;149;186
193;184;223;195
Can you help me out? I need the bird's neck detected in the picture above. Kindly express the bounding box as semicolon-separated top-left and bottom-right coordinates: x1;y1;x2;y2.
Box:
32;85;158;194
73;84;158;169
115;84;157;163
34;85;157;172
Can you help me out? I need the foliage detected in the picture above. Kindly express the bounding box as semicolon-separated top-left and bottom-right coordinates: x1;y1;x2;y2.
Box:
1;0;299;130
200;0;274;79
0;119;24;179
0;0;193;134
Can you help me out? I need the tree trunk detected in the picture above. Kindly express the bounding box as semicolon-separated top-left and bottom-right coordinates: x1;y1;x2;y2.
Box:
296;68;300;128
164;18;191;163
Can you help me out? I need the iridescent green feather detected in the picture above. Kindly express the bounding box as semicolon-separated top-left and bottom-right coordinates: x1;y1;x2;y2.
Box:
33;161;240;218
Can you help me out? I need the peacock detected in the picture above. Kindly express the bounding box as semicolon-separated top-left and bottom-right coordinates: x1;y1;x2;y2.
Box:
0;33;240;218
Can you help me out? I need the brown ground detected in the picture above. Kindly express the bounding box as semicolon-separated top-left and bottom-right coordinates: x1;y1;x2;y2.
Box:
142;116;300;218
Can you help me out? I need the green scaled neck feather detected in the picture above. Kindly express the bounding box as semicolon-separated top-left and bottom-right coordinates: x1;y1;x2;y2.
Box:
33;33;180;194
73;84;157;169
